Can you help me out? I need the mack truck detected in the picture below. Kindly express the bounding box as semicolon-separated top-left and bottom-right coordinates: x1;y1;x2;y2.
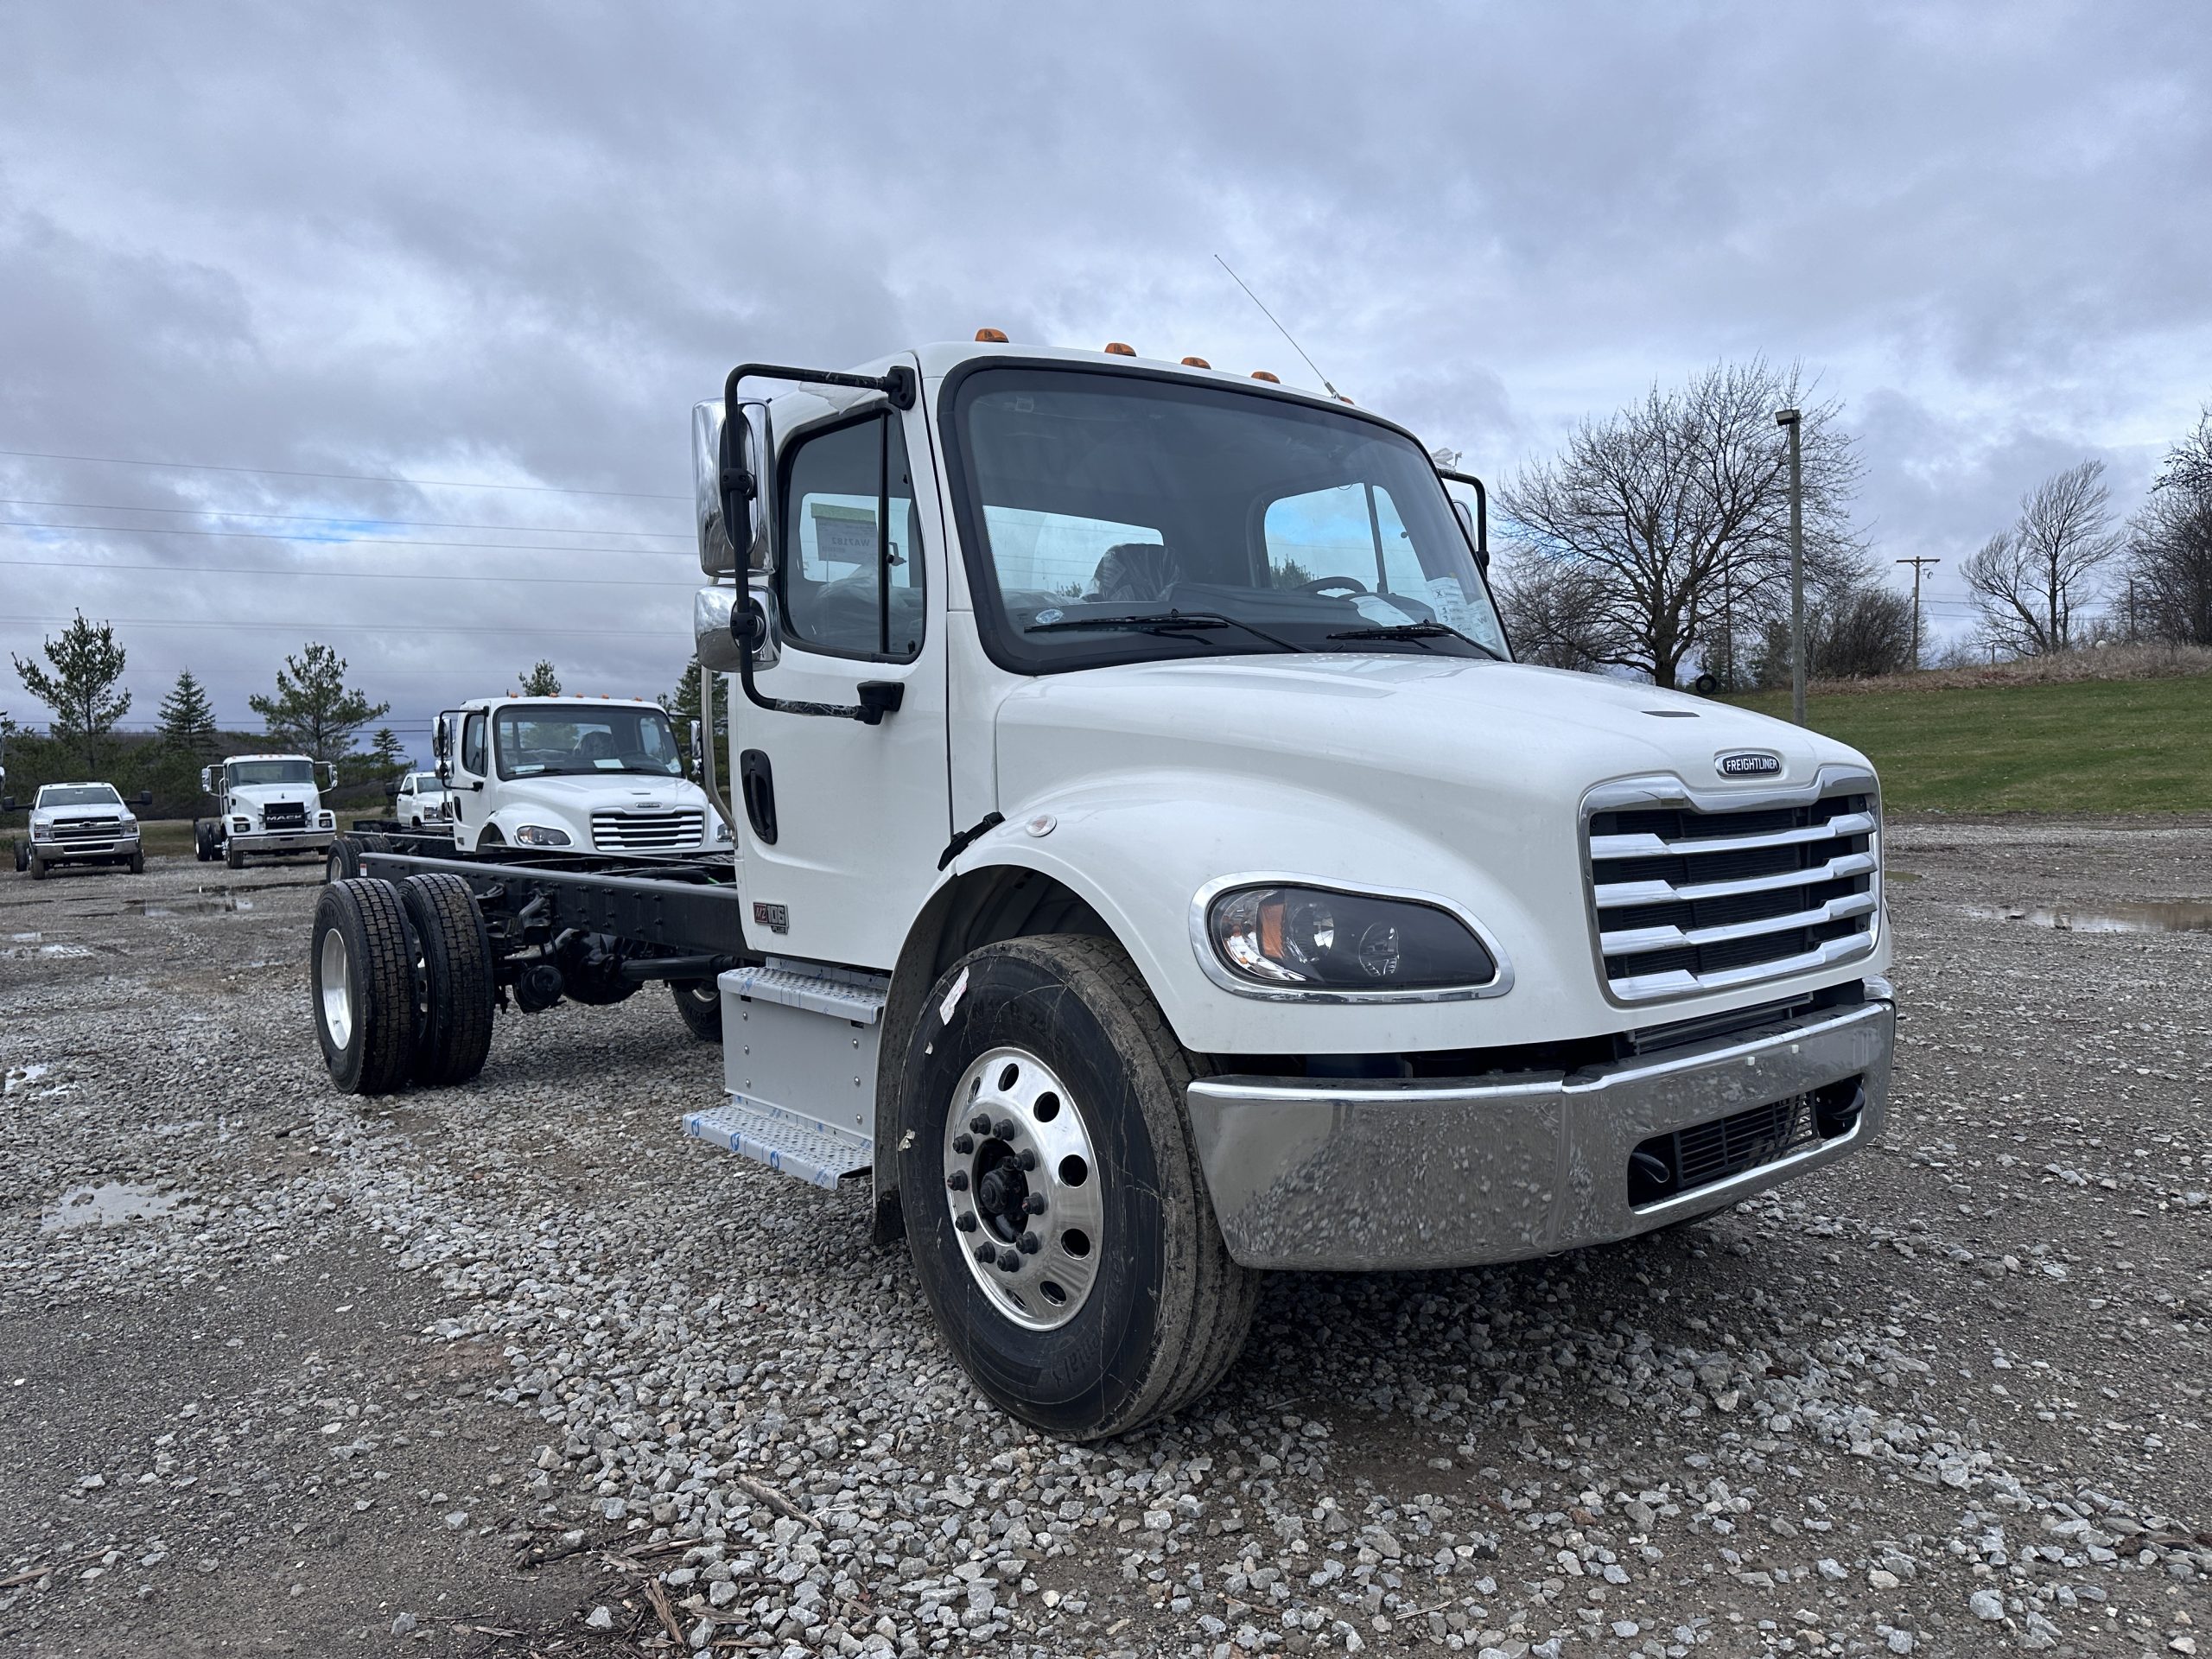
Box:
195;753;340;868
306;337;1895;1440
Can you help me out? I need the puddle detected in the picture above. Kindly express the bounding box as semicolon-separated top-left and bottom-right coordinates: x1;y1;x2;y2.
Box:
39;1182;182;1233
1886;870;1923;884
4;1063;54;1096
8;931;41;942
1;941;94;959
124;890;255;918
1973;901;2212;935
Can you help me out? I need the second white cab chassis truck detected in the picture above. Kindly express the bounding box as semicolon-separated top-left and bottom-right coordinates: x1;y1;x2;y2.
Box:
309;339;1895;1439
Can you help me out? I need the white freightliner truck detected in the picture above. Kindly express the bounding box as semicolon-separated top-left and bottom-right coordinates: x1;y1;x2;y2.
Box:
307;338;1896;1440
195;753;340;869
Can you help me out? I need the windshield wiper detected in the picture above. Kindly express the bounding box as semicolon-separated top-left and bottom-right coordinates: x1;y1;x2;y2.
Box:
1026;610;1304;653
1325;621;1505;662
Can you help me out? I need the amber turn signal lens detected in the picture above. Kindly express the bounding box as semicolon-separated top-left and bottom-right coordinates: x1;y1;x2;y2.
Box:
1250;370;1281;383
975;327;1009;343
1103;341;1136;356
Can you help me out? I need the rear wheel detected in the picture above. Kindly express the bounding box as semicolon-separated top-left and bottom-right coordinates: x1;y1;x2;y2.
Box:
895;934;1256;1440
310;878;416;1094
670;977;721;1040
11;841;25;873
326;836;362;884
398;874;494;1086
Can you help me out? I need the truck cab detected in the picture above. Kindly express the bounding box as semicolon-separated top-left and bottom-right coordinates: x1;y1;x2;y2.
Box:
432;696;728;857
196;753;338;868
16;781;145;879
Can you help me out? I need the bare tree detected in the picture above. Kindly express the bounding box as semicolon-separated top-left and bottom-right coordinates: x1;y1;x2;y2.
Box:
1751;568;1915;684
1962;461;2124;655
1500;360;1860;688
2126;413;2212;645
1492;555;1613;671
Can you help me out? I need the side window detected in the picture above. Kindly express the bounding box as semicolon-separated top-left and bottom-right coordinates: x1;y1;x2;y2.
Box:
779;414;924;661
1263;483;1423;594
461;714;487;775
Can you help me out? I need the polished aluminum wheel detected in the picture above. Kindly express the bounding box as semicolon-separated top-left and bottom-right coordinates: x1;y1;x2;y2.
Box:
318;927;354;1049
942;1045;1103;1330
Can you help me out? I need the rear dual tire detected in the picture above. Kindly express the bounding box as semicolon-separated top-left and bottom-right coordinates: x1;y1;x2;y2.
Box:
311;874;493;1095
896;934;1257;1441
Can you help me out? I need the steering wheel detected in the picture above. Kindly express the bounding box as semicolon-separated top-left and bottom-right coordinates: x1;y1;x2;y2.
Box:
1299;575;1370;597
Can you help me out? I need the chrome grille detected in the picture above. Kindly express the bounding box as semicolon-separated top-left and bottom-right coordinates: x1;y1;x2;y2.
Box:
262;802;308;830
54;817;120;839
1585;781;1878;1002
591;809;706;852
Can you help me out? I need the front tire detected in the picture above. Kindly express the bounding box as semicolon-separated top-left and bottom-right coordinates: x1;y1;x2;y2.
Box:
310;878;416;1094
670;977;721;1041
225;838;245;870
895;935;1256;1440
27;849;46;880
128;849;144;874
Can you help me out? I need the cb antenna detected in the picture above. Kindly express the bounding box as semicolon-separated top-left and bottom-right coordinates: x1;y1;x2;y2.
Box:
1214;254;1344;401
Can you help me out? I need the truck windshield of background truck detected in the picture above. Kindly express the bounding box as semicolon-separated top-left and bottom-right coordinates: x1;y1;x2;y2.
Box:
946;366;1510;676
37;784;123;807
227;760;315;787
493;703;683;779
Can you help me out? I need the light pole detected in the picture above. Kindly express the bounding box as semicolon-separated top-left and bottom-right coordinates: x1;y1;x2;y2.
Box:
1775;408;1805;726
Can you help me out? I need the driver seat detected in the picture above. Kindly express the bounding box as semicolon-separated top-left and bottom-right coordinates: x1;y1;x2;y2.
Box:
1086;541;1182;603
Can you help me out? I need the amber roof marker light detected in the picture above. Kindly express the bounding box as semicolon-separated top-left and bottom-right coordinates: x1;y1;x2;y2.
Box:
1213;253;1347;402
1250;370;1281;384
974;327;1009;343
1180;356;1211;369
1103;341;1136;357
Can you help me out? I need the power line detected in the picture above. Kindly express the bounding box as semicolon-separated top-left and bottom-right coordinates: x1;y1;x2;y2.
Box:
0;445;686;499
0;520;695;556
0;496;685;537
0;613;677;638
0;556;698;588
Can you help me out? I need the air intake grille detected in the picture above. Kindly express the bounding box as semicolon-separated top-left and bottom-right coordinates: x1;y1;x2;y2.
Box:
54;817;121;839
262;802;308;830
591;810;706;852
1586;787;1878;1001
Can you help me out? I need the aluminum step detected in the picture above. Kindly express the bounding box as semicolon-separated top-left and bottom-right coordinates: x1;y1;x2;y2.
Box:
728;962;887;1022
683;1099;873;1190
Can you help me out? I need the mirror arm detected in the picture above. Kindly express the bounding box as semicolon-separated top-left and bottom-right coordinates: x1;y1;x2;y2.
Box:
1438;466;1491;573
733;604;901;726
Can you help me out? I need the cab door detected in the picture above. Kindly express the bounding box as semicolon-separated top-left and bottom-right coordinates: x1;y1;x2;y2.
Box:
734;394;950;969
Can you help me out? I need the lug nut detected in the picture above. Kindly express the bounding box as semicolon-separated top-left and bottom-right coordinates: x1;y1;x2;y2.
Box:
955;1212;976;1232
993;1117;1017;1141
968;1113;991;1135
1017;1232;1041;1255
946;1170;969;1191
1016;1148;1038;1171
974;1243;995;1264
995;1248;1020;1273
951;1134;974;1154
1026;1192;1047;1215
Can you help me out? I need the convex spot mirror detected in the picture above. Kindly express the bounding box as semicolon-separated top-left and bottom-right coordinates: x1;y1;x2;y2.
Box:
692;585;780;673
694;400;771;578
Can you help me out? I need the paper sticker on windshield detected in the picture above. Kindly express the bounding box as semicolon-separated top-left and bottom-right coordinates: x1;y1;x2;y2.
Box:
938;965;970;1026
1425;576;1477;629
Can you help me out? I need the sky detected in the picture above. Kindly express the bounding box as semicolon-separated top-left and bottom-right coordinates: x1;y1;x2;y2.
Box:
3;2;2208;754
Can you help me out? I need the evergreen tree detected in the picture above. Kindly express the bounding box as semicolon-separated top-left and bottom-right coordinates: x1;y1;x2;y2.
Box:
368;727;410;779
11;611;130;773
247;641;391;761
518;659;563;696
157;669;220;761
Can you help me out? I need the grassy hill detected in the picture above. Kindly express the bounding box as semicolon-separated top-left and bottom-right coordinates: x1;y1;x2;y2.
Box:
1732;669;2212;814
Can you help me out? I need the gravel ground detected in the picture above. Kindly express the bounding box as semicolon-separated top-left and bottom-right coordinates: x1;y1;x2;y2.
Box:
1;821;2206;1659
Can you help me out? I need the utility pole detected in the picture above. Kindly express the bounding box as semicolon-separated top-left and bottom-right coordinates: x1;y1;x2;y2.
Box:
1895;555;1940;669
1776;409;1806;725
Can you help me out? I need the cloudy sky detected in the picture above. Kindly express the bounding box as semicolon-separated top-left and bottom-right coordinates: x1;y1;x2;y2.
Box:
3;3;2207;753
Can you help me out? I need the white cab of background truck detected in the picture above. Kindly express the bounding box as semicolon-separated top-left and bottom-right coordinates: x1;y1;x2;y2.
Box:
433;696;728;856
674;339;1896;1439
197;753;338;868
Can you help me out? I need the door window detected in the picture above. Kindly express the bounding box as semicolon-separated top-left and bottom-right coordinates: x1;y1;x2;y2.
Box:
461;713;487;775
779;414;925;661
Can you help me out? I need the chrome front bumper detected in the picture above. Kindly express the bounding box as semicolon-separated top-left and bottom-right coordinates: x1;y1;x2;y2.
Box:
34;834;137;860
1185;998;1893;1270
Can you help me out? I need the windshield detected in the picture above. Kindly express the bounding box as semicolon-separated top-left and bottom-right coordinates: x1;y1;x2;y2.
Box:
228;760;315;787
39;785;122;808
493;703;682;779
948;366;1510;673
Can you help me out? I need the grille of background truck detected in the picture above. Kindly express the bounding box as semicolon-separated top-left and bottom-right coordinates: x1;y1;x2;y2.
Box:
1585;790;1878;1001
54;817;121;839
590;810;706;852
262;803;308;830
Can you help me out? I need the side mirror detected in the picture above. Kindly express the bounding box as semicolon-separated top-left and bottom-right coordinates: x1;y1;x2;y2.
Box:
2;796;14;813
199;766;213;793
385;781;400;801
137;790;153;808
732;590;781;671
321;761;339;787
694;585;745;672
695;399;770;576
688;720;703;778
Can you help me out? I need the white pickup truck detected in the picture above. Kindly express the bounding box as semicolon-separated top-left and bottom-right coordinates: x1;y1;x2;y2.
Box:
308;337;1894;1440
11;782;146;878
391;770;452;830
195;753;339;868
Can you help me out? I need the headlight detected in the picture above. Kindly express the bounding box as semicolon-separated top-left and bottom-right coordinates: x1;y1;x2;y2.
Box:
318;811;334;828
232;817;251;831
1205;883;1499;993
514;824;572;847
715;818;734;842
31;817;51;836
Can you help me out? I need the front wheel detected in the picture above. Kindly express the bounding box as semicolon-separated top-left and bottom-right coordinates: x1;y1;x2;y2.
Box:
670;977;721;1041
895;935;1256;1441
27;848;46;880
225;838;245;871
128;849;144;874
